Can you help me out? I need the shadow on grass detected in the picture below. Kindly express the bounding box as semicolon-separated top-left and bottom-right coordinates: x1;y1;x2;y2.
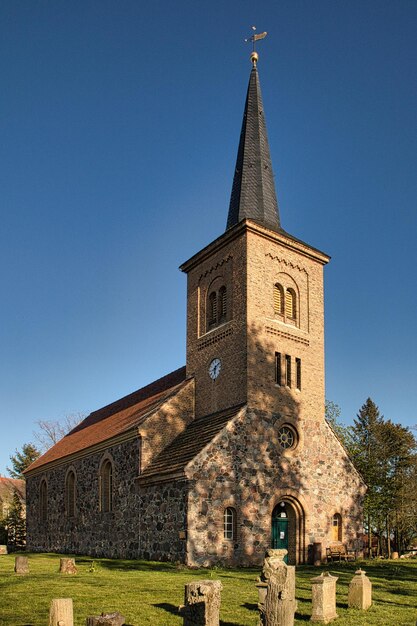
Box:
153;603;179;616
153;603;244;626
241;602;257;612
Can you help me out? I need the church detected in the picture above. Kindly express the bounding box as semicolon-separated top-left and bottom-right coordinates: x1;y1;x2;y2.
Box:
25;50;365;566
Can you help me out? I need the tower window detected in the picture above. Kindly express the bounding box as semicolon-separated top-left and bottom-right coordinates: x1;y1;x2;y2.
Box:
223;507;237;540
99;459;113;513
274;283;284;315
66;471;76;518
219;286;227;322
208;292;217;327
285;289;296;320
285;355;291;387
296;358;301;390
207;285;227;329
275;352;282;385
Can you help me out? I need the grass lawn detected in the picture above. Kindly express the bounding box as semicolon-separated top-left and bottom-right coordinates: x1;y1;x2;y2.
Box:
0;554;416;625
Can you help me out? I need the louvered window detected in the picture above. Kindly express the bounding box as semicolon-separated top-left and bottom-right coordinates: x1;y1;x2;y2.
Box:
100;460;113;513
223;507;237;540
285;289;296;319
274;284;284;315
208;292;217;327
66;471;76;518
219;286;227;321
39;480;47;522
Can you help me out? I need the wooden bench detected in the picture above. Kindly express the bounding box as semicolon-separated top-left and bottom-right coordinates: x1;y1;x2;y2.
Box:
326;542;356;562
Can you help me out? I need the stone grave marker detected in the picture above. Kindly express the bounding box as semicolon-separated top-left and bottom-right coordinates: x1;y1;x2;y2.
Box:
348;568;372;610
86;612;126;625
59;558;77;574
14;555;29;574
179;580;222;626
310;572;338;623
256;549;297;626
49;598;73;626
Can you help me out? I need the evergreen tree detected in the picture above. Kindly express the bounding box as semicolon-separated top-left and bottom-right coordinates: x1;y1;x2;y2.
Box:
350;398;384;555
7;443;40;479
5;491;26;547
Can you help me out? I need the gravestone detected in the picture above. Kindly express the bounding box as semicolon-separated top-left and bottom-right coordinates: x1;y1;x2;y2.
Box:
48;598;73;626
179;580;222;626
59;558;77;574
348;568;372;610
256;549;297;626
14;555;29;574
86;612;125;625
0;545;7;555
310;572;338;623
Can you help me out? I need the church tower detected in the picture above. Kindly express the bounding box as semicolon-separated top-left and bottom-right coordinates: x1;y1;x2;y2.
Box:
181;52;330;435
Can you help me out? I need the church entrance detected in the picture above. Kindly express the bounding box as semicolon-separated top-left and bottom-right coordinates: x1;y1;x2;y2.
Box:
271;498;305;564
272;502;291;563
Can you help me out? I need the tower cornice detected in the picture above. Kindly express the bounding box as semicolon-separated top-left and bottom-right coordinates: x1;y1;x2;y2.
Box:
180;219;330;275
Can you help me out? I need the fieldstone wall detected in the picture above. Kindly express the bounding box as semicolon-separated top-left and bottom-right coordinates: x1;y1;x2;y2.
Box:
186;407;365;567
26;437;187;562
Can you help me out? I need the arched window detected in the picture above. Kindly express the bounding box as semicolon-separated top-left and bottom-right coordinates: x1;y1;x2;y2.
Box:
285;288;296;320
223;507;237;540
274;283;284;315
100;459;113;513
219;286;227;322
39;480;47;523
66;471;76;518
332;513;342;542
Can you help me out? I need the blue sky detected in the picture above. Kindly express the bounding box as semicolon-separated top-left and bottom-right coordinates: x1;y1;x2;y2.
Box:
1;1;416;474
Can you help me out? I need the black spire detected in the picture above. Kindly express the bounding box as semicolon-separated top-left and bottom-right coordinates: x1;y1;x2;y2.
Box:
226;63;281;232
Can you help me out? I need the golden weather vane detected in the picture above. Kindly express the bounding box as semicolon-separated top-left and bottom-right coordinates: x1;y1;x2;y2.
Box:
244;26;267;66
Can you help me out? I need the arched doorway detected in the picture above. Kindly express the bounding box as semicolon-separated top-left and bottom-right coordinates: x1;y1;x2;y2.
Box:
271;497;305;564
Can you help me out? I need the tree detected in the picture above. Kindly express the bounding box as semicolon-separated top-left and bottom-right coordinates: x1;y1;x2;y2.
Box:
7;443;40;479
33;413;85;452
5;490;26;547
349;398;417;556
350;398;384;556
325;399;352;450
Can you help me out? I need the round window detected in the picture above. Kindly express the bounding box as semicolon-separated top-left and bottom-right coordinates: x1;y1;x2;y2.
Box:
277;425;297;450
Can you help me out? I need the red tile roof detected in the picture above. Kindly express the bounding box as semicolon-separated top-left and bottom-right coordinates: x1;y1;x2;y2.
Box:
26;367;188;473
0;477;26;502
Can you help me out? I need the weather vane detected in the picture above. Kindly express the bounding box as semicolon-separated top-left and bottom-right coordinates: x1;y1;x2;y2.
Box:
244;26;267;66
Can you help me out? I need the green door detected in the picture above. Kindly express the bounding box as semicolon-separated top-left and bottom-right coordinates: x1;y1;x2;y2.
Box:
272;504;289;563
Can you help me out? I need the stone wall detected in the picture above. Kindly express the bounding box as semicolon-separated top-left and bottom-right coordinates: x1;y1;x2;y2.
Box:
26;438;188;562
185;407;365;567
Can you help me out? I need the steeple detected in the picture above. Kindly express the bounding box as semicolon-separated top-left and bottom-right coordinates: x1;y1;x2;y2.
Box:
226;55;281;233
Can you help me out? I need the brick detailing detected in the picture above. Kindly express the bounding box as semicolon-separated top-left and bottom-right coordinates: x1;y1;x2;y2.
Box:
198;255;232;281
265;326;310;346
265;252;308;275
197;327;233;351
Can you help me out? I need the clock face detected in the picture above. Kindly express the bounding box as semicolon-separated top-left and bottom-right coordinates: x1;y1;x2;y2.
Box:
208;358;222;380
